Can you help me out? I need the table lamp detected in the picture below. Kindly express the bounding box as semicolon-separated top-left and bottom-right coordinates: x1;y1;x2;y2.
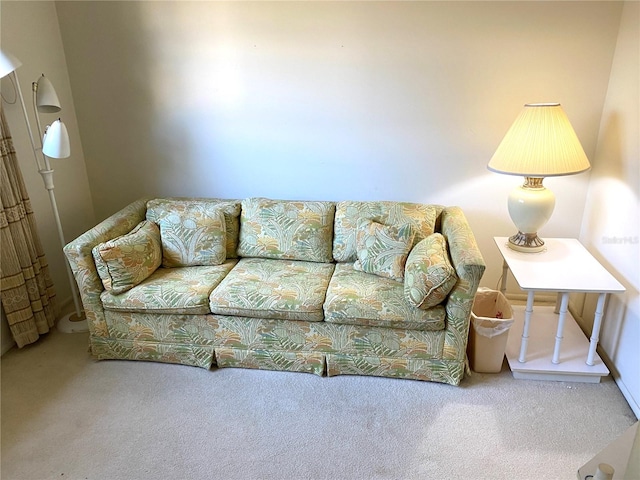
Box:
488;103;591;253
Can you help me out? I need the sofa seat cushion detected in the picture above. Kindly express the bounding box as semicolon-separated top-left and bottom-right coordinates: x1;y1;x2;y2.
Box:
323;263;445;331
209;258;335;322
101;261;238;314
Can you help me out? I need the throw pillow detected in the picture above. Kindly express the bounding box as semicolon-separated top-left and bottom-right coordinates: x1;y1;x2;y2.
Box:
157;205;227;267
92;220;162;294
353;220;415;282
404;233;457;309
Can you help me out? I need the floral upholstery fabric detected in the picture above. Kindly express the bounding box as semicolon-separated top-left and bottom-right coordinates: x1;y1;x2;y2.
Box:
238;198;335;263
323;263;445;331
210;315;445;357
92;335;215;369
405;233;458;309
101;261;237;314
104;311;218;345
64;198;486;385
333;201;438;263
92;220;162;294
209;258;335;322
326;354;463;384
353;220;415;282
146;198;242;259
97;311;220;368
64;198;149;336
439;207;486;364
154;204;227;267
215;347;325;376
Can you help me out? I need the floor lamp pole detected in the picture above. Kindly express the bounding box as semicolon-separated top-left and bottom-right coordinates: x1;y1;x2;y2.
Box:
41;169;84;321
10;69;87;332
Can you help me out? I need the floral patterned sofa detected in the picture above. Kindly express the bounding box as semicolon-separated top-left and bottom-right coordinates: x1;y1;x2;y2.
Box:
64;197;485;386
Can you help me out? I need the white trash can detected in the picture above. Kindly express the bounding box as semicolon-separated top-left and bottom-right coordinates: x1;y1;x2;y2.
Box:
467;288;514;373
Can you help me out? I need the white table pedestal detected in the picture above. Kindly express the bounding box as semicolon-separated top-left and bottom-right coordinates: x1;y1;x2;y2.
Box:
494;237;625;383
506;305;609;382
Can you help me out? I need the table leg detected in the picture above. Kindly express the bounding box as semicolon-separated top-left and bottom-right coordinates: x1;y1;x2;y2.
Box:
500;260;509;295
554;292;562;314
518;290;535;363
587;293;607;366
552;292;570;364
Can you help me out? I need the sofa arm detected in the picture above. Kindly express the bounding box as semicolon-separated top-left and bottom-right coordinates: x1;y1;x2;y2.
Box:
439;206;486;360
63;199;148;337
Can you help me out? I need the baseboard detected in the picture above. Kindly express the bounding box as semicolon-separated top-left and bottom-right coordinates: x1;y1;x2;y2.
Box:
568;303;639;420
1;337;15;356
598;346;640;419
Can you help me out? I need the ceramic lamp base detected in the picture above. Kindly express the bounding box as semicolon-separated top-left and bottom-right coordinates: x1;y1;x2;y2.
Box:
508;231;546;253
507;177;555;253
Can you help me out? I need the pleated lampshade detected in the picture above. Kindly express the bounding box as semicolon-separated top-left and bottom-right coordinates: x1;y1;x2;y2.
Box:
488;103;591;177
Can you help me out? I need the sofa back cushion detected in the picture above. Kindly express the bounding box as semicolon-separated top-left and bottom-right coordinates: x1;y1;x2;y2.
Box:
161;207;228;267
146;198;242;260
333;201;438;263
238;198;335;263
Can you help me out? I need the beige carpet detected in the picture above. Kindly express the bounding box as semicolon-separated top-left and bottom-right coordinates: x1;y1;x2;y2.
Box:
1;329;636;480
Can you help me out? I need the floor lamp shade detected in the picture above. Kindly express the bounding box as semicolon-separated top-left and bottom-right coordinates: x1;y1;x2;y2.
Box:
0;50;21;78
35;74;62;113
488;103;591;252
42;119;70;159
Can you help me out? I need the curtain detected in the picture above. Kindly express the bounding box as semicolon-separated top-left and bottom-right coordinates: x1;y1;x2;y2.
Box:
0;106;58;347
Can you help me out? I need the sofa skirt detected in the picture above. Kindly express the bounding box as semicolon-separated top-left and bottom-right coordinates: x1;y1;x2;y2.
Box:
88;311;463;384
90;335;215;369
326;354;464;384
211;348;464;384
208;315;463;383
214;347;325;376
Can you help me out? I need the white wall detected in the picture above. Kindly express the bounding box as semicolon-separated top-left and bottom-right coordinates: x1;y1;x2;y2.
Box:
0;1;95;347
579;2;639;417
54;1;623;292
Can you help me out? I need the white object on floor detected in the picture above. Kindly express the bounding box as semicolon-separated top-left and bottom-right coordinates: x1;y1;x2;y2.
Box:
578;422;638;479
56;311;88;333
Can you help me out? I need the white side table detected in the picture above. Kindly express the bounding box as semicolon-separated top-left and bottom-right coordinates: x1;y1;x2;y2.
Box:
494;237;625;382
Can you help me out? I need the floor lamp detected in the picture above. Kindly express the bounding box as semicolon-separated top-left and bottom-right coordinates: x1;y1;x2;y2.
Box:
0;50;88;333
